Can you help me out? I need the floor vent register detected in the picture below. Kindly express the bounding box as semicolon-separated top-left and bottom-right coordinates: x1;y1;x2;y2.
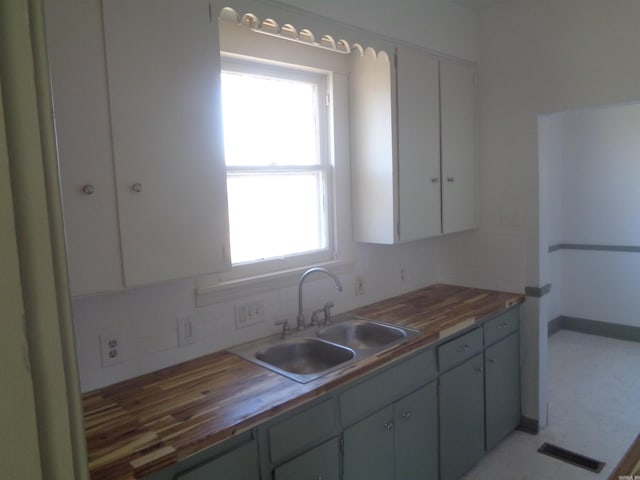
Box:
538;442;606;473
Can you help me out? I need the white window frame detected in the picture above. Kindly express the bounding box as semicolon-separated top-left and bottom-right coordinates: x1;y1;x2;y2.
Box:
196;35;353;304
220;57;335;278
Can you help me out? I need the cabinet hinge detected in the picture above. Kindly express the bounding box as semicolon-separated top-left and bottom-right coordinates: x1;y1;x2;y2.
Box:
208;2;212;22
396;222;401;238
339;437;344;454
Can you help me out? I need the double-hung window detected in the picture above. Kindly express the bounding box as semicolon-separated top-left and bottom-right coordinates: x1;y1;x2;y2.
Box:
220;58;334;277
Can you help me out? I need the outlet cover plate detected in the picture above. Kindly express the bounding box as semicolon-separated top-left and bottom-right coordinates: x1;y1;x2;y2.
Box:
99;331;123;367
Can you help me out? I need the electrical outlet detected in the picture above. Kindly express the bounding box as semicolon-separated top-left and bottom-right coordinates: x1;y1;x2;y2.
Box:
99;331;123;367
235;300;264;329
177;315;196;347
355;275;365;296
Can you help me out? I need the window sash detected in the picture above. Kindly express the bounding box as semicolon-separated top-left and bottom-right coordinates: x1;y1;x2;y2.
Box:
220;58;334;273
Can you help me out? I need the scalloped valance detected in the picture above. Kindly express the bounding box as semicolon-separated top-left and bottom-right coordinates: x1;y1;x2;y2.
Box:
219;6;380;57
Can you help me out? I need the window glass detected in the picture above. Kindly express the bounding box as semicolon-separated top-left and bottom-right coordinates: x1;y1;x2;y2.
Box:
221;61;331;266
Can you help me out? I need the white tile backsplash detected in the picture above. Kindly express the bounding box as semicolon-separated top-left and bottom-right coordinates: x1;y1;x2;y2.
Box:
73;238;449;392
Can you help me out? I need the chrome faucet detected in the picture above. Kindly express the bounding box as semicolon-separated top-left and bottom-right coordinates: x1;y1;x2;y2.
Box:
296;267;343;330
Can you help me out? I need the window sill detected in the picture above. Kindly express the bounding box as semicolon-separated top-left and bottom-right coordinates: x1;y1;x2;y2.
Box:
195;259;355;307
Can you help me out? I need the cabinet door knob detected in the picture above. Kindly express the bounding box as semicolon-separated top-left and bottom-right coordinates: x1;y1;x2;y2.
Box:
131;182;143;193
82;184;95;195
447;176;455;183
456;343;469;353
498;322;508;329
402;410;412;420
487;357;495;364
431;177;440;183
475;367;483;373
384;421;394;430
316;476;322;480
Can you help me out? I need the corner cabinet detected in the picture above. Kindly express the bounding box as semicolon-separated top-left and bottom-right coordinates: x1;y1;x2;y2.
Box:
350;45;477;244
46;0;230;295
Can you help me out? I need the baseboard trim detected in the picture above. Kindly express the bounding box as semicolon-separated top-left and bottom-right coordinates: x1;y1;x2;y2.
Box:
518;416;539;435
548;315;640;343
548;316;565;337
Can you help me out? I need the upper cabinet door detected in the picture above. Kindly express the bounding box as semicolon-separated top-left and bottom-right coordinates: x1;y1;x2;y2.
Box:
103;0;230;286
45;0;124;295
440;61;477;235
396;47;441;241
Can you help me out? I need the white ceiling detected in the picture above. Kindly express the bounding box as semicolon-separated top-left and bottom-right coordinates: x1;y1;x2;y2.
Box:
449;0;511;11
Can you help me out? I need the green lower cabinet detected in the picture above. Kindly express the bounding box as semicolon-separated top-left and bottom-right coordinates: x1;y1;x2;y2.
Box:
485;332;520;451
343;383;438;480
395;382;438;480
439;353;485;480
274;437;340;480
343;405;395;480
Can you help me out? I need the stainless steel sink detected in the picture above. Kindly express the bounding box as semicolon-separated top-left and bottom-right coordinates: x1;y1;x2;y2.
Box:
317;317;407;349
233;337;356;383
230;314;421;383
255;337;355;375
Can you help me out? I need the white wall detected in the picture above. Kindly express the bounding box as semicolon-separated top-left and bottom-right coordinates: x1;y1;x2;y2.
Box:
56;0;481;392
443;0;640;425
543;103;640;327
275;0;479;61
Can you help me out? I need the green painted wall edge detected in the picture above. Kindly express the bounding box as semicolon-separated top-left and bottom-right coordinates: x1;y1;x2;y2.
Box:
548;316;640;343
548;244;640;253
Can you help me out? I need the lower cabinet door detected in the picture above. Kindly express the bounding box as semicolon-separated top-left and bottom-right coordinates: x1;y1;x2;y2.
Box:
274;437;340;480
176;440;259;480
343;405;395;480
439;353;485;480
395;382;438;480
485;331;520;450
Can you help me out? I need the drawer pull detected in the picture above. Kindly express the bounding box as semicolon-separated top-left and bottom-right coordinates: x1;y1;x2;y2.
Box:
456;344;470;353
402;410;412;420
475;367;483;373
384;421;394;431
316;476;323;480
487;357;495;364
498;322;508;329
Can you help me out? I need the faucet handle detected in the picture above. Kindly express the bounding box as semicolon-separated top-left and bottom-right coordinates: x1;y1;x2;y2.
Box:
310;308;324;327
275;319;291;338
323;302;335;325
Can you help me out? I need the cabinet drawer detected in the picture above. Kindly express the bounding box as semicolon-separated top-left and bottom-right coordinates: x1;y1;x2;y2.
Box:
484;308;519;346
268;398;337;464
340;348;436;426
176;439;259;480
438;327;482;372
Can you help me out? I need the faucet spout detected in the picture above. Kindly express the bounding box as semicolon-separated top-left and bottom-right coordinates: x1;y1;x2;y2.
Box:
296;267;343;330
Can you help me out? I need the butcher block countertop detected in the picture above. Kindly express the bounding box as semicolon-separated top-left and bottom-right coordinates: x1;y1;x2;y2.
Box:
82;284;524;479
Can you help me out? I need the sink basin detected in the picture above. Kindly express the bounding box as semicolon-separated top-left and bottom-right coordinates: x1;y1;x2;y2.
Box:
317;317;407;349
231;315;421;383
255;337;355;375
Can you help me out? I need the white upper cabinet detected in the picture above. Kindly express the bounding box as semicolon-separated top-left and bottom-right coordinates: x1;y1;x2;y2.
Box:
103;0;230;287
396;46;441;241
441;61;477;235
350;49;396;244
350;45;477;244
47;0;230;294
